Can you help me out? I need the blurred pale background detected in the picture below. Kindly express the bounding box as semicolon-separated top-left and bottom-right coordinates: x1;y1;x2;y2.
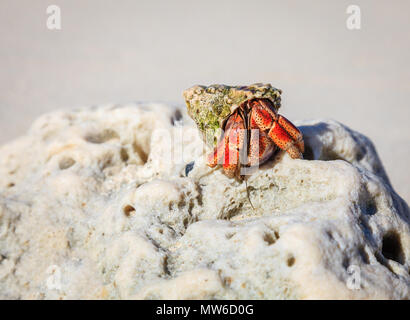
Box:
0;0;409;203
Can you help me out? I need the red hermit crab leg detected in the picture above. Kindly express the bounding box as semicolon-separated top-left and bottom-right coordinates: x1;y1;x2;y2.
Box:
267;118;303;159
249;99;304;159
248;122;274;167
277;115;304;153
207;112;245;177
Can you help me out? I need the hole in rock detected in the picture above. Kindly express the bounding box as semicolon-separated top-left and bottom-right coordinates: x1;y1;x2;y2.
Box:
183;217;189;228
263;233;276;245
185;161;195;176
123;205;136;217
326;231;334;241
382;231;404;265
59;157;76;170
361;200;377;216
168;202;174;211
225;232;235;240
355;147;366;161
359;188;378;216
342;256;350;269
85;129;119;144
287;255;296;267
132;142;149;164
162;256;171;276
7;182;15;188
171;109;183;126
120;148;129;162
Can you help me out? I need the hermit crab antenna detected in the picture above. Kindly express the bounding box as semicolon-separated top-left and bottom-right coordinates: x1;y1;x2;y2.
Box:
245;178;255;210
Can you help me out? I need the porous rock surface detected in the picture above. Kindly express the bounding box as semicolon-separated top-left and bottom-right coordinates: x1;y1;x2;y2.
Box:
0;103;409;299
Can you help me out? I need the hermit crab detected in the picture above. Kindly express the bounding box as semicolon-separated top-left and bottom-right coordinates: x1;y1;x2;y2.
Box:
183;83;304;178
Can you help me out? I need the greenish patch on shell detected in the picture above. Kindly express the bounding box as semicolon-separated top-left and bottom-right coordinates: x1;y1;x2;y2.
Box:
183;83;282;147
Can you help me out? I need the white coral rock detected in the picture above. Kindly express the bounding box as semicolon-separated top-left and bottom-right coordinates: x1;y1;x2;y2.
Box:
0;103;408;299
